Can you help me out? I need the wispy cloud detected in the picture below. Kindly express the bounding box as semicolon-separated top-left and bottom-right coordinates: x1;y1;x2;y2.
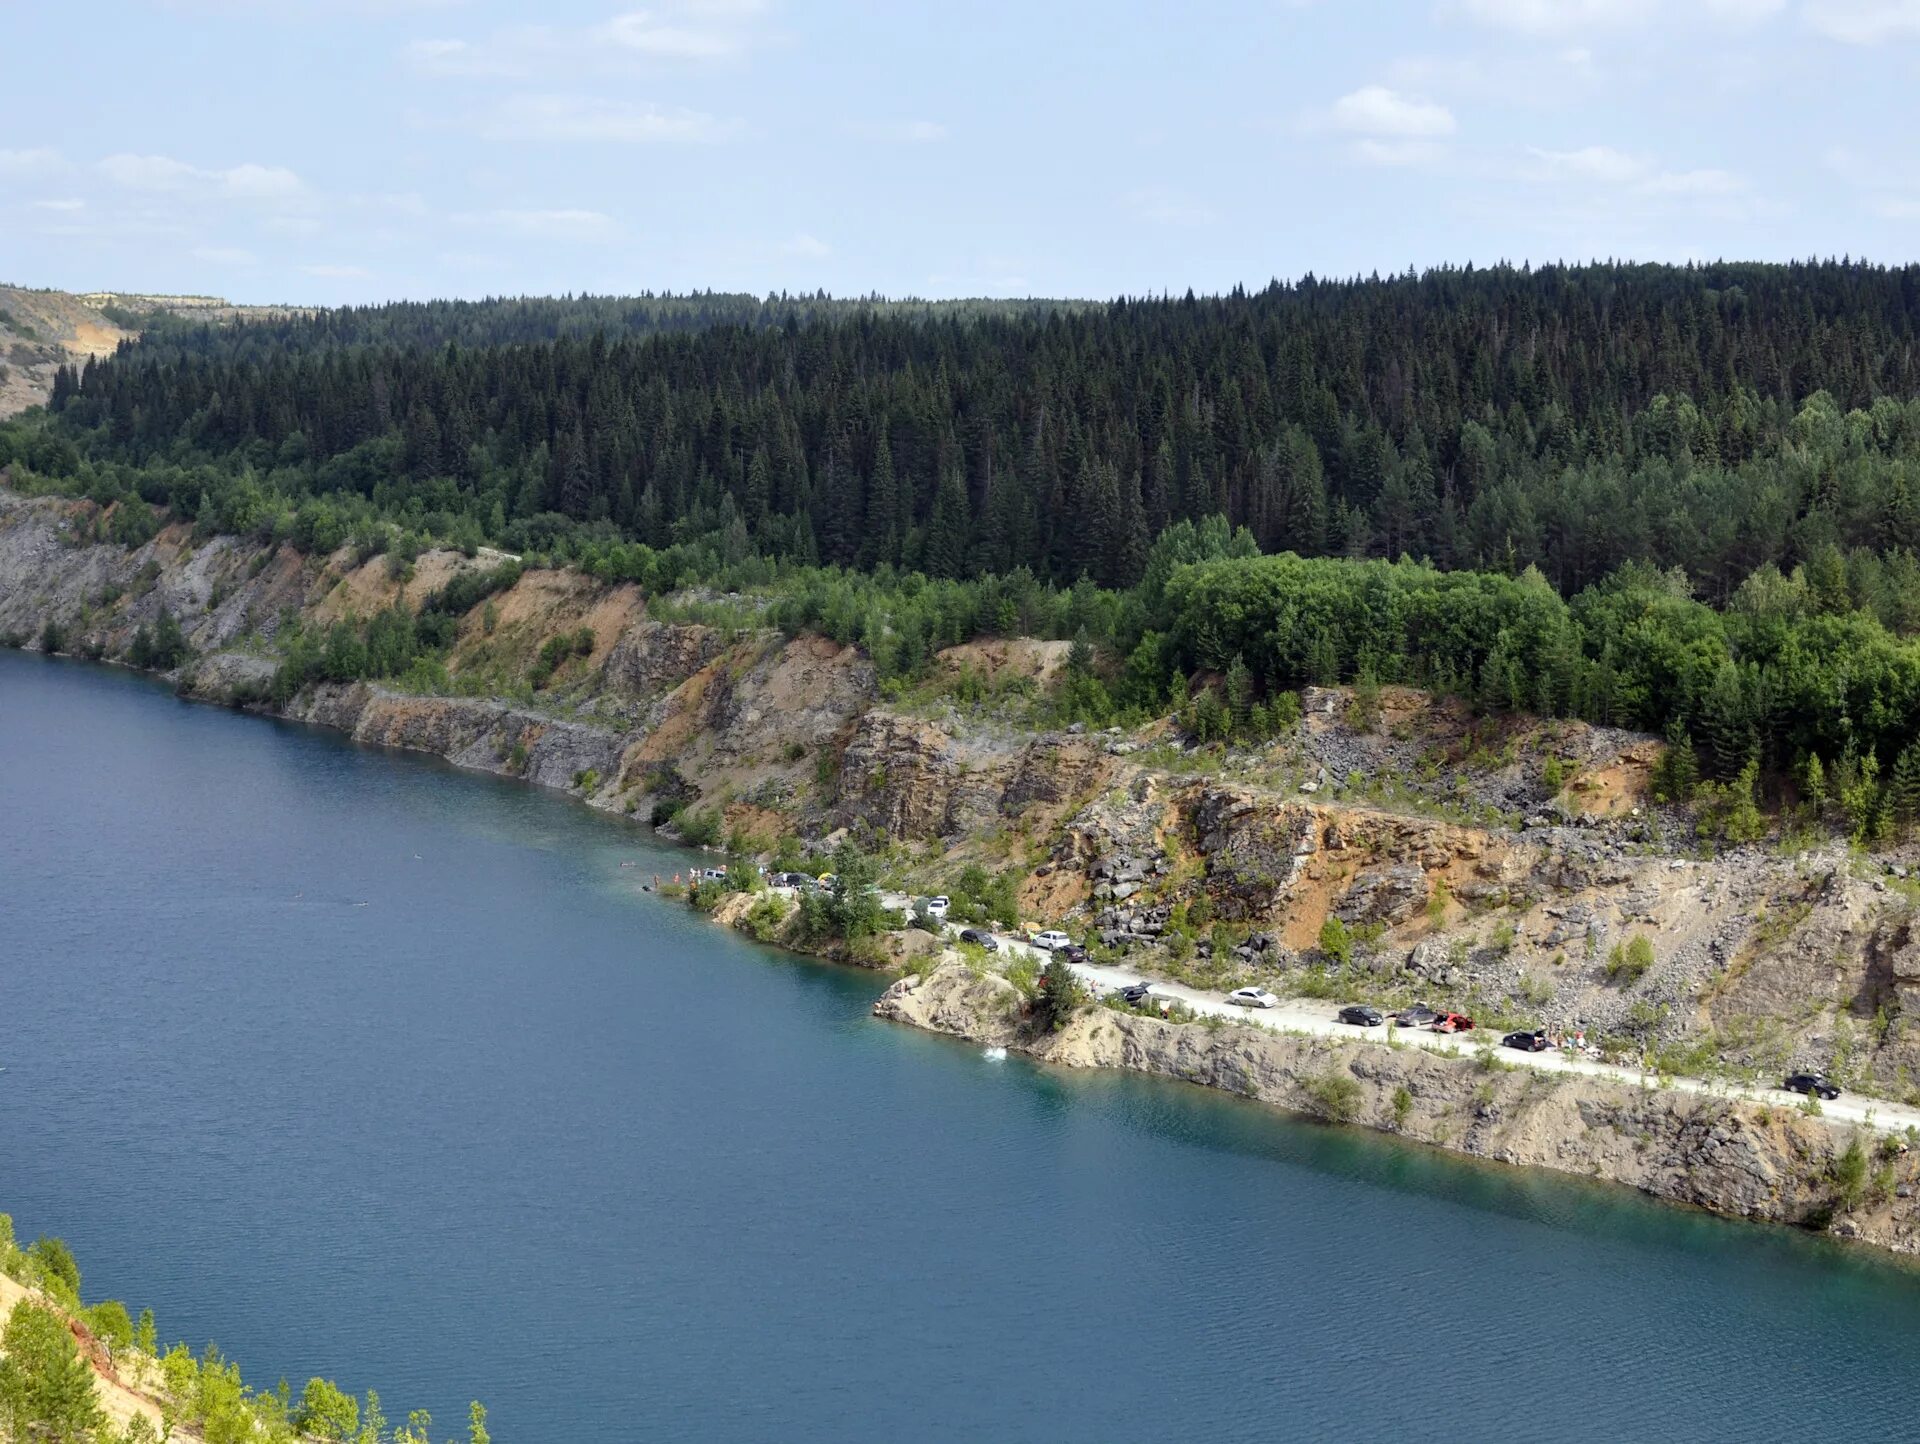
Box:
1329;85;1456;137
407;0;772;78
98;152;305;201
299;263;371;278
0;147;64;176
1458;0;1784;29
476;94;736;143
192;245;259;265
1803;0;1920;42
1526;145;1746;199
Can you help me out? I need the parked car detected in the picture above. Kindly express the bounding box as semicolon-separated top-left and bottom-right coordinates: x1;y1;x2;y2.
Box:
1784;1073;1842;1101
1395;1003;1439;1027
698;867;729;882
958;928;999;952
1032;930;1072;951
1060;943;1090;965
1228;987;1280;1009
1502;1030;1550;1052
1338;1005;1383;1027
1121;982;1158;1006
922;896;950;920
772;871;814;888
1432;1012;1476;1034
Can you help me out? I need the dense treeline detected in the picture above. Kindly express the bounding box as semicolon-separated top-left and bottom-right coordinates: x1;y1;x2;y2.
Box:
122;291;1077;362
38;260;1920;603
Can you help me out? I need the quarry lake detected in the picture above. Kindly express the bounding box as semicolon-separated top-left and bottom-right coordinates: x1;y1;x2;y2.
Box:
7;648;1920;1443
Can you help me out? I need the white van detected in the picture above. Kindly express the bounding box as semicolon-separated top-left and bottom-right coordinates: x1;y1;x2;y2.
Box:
1032;930;1072;951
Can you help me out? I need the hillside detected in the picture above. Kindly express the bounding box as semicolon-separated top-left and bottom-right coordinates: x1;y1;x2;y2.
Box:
0;288;135;420
0;286;310;421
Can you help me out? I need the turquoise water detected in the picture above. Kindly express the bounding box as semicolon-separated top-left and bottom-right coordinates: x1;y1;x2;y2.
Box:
4;649;1918;1442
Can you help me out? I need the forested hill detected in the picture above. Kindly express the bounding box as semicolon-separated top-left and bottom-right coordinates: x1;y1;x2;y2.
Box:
37;260;1920;605
128;290;1083;358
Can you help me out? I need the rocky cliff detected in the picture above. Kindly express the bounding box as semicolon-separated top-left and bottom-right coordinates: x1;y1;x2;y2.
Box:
877;962;1920;1251
14;481;1920;1257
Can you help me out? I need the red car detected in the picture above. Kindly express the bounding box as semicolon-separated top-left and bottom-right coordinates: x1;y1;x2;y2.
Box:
1431;1012;1476;1033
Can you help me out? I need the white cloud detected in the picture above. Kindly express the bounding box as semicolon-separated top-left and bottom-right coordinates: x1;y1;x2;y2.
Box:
97;153;306;203
899;120;948;142
779;231;831;257
0;147;63;176
602;9;746;58
481;94;735;143
97;153;201;190
454;207;621;240
1460;0;1655;33
221;163;304;199
1460;0;1783;28
1525;145;1746;198
1529;145;1648;183
1328;85;1456;137
193;245;259;265
29;198;85;211
406;37;522;76
409;0;770;77
1803;1;1920;42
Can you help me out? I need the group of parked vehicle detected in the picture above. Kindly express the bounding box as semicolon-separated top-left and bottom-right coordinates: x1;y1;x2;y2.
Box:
1334;1002;1479;1034
876;906;1858;1109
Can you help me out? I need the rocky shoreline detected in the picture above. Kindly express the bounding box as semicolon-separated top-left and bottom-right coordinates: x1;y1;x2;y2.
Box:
872;961;1920;1255
10;484;1920;1259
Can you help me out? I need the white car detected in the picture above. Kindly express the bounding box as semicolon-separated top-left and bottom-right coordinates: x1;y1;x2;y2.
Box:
923;896;950;920
1031;930;1072;951
1227;987;1279;1009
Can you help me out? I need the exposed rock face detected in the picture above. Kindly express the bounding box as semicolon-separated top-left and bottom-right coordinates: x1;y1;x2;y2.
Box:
880;962;1920;1253
1335;864;1429;926
288;686;627;792
832;716;1114;842
603;619;726;699
873;965;1024;1046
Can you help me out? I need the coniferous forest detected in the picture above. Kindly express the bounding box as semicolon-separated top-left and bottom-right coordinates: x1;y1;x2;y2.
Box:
14;259;1920;808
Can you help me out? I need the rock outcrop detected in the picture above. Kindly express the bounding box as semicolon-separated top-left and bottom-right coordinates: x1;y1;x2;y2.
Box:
879;962;1920;1252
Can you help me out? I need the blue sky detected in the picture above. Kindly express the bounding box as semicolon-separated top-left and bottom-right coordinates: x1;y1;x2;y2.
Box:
4;0;1920;304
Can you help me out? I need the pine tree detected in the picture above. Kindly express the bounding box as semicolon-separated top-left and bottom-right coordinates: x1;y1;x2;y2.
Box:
1886;743;1920;832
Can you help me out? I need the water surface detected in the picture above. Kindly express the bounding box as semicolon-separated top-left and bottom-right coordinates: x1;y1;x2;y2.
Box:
2;650;1914;1441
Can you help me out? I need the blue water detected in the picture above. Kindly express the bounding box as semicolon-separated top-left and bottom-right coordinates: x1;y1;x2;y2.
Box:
4;649;1919;1442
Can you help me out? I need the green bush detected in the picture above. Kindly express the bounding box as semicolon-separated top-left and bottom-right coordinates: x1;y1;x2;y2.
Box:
1605;934;1656;984
1318;916;1354;966
1302;1070;1362;1123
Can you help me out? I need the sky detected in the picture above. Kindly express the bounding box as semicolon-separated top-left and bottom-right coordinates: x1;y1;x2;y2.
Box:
4;0;1920;304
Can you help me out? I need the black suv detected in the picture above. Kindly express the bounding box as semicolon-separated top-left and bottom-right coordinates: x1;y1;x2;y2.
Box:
1784;1073;1841;1100
1338;1005;1383;1027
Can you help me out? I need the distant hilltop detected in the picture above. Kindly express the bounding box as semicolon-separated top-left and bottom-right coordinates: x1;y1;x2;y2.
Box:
78;291;231;310
0;285;305;419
